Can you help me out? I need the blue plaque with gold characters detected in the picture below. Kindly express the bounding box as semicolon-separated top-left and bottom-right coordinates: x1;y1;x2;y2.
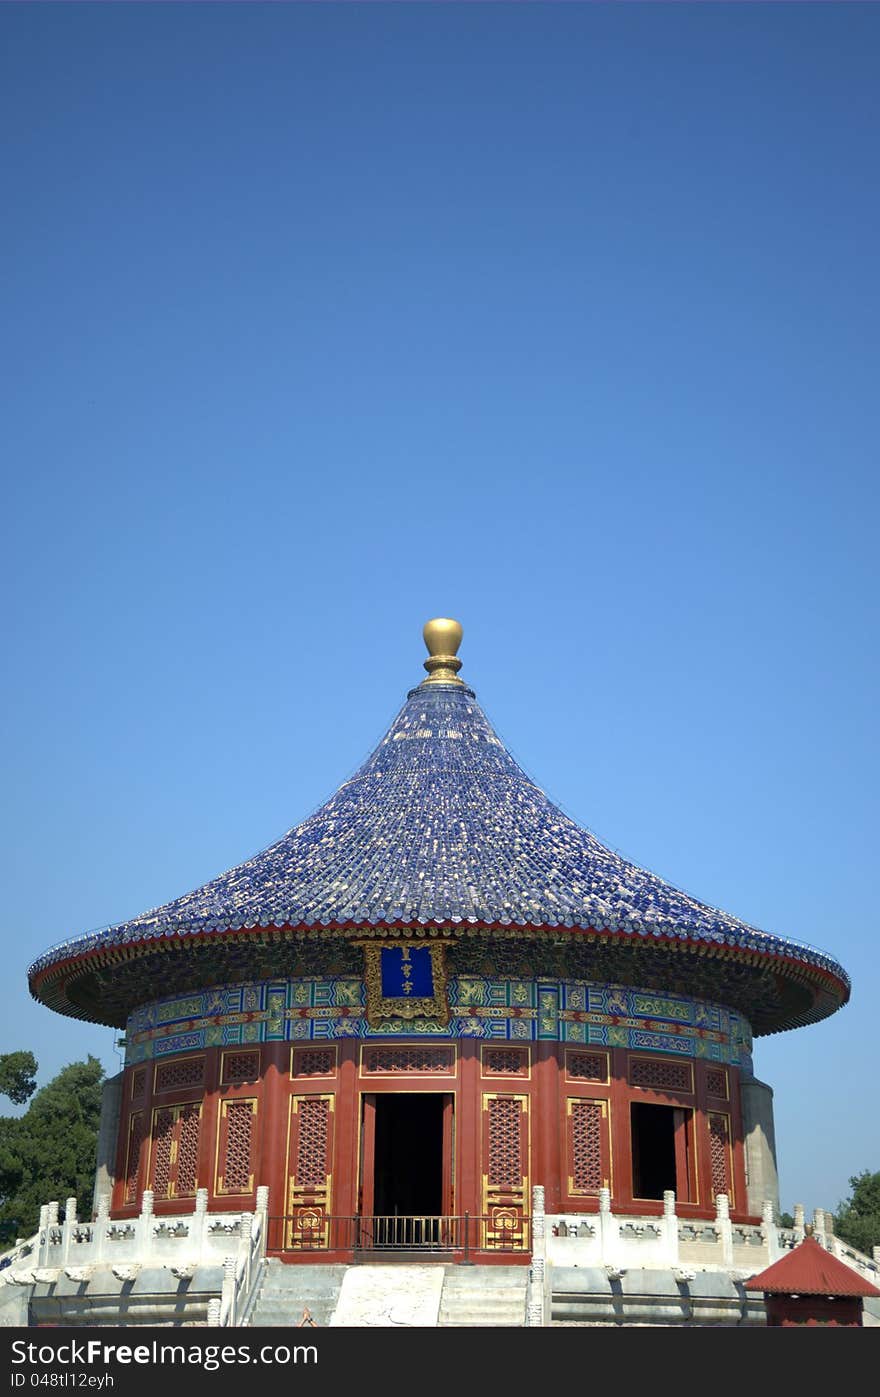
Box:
380;945;434;999
359;939;450;1025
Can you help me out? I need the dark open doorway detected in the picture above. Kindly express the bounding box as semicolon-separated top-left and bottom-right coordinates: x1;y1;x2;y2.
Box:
373;1094;444;1216
631;1102;685;1200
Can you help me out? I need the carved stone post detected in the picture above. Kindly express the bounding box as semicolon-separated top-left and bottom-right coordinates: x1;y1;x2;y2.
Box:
38;1205;49;1267
62;1197;77;1265
239;1213;253;1299
206;1297;222;1327
254;1185;270;1256
222;1254;237;1327
194;1188;210;1258
715;1193;733;1267
761;1198;780;1263
529;1184;546;1327
46;1202;60;1265
662;1191;679;1267
598;1186;618;1266
793;1203;805;1243
94;1195;110;1264
139;1190;154;1262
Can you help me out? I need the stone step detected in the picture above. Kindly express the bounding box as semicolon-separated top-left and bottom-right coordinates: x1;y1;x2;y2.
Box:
441;1267;529;1287
438;1285;528;1296
249;1301;336;1327
440;1320;525;1328
246;1261;529;1327
439;1307;525;1321
439;1297;527;1311
260;1262;344;1279
330;1264;446;1327
440;1282;528;1296
439;1293;526;1307
252;1295;339;1314
437;1266;528;1327
244;1262;347;1327
259;1278;344;1297
259;1275;343;1287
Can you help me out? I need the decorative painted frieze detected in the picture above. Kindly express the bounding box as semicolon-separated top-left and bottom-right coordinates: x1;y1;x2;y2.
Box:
125;974;752;1071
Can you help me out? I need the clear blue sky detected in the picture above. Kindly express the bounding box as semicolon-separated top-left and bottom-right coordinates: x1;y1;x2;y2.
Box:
2;3;877;1219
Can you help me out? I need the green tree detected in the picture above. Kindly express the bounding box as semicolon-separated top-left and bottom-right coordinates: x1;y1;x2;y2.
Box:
0;1052;37;1105
0;1057;104;1236
834;1170;880;1256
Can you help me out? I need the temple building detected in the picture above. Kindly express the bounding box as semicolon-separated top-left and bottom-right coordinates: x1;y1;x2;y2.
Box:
27;619;851;1268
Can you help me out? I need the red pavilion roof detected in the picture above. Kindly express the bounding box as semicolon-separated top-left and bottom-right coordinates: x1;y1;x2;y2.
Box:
746;1236;880;1297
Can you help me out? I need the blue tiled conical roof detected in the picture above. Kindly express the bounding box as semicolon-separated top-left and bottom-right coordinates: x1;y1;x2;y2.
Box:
32;684;800;937
28;660;850;1030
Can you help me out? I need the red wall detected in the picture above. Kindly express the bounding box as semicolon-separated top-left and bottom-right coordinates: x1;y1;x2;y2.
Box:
114;1039;751;1252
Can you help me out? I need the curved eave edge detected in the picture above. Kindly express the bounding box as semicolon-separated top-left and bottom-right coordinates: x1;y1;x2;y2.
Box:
28;919;851;1031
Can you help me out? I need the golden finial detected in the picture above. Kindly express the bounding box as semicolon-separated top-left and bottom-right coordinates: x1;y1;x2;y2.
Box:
421;617;464;686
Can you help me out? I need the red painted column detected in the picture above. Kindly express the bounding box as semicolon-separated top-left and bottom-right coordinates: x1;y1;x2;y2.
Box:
609;1047;631;1208
728;1067;752;1220
533;1044;562;1212
261;1044;289;1244
673;1107;691;1203
458;1038;481;1221
696;1106;715;1214
441;1092;455;1214
333;1041;360;1221
199;1048;220;1206
111;1064;137;1216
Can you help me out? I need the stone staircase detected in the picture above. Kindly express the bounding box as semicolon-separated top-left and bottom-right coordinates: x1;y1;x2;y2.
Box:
244;1260;347;1327
242;1261;529;1327
438;1265;529;1327
331;1263;446;1326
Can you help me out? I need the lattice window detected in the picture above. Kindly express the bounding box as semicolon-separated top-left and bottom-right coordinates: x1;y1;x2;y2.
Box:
482;1048;528;1077
487;1097;523;1188
130;1069;146;1105
155;1056;205;1093
708;1112;732;1199
175;1103;201;1197
151;1107;175;1200
629;1057;692;1093
566;1052;608;1083
706;1068;728;1099
570;1100;604;1193
292;1049;337;1078
296;1098;330;1189
222;1051;261;1085
362;1046;455;1075
286;1095;334;1250
150;1102;202;1200
124;1112;144;1205
218;1099;255;1194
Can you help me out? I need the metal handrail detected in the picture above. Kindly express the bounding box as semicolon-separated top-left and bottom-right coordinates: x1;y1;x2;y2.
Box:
267;1212;531;1258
